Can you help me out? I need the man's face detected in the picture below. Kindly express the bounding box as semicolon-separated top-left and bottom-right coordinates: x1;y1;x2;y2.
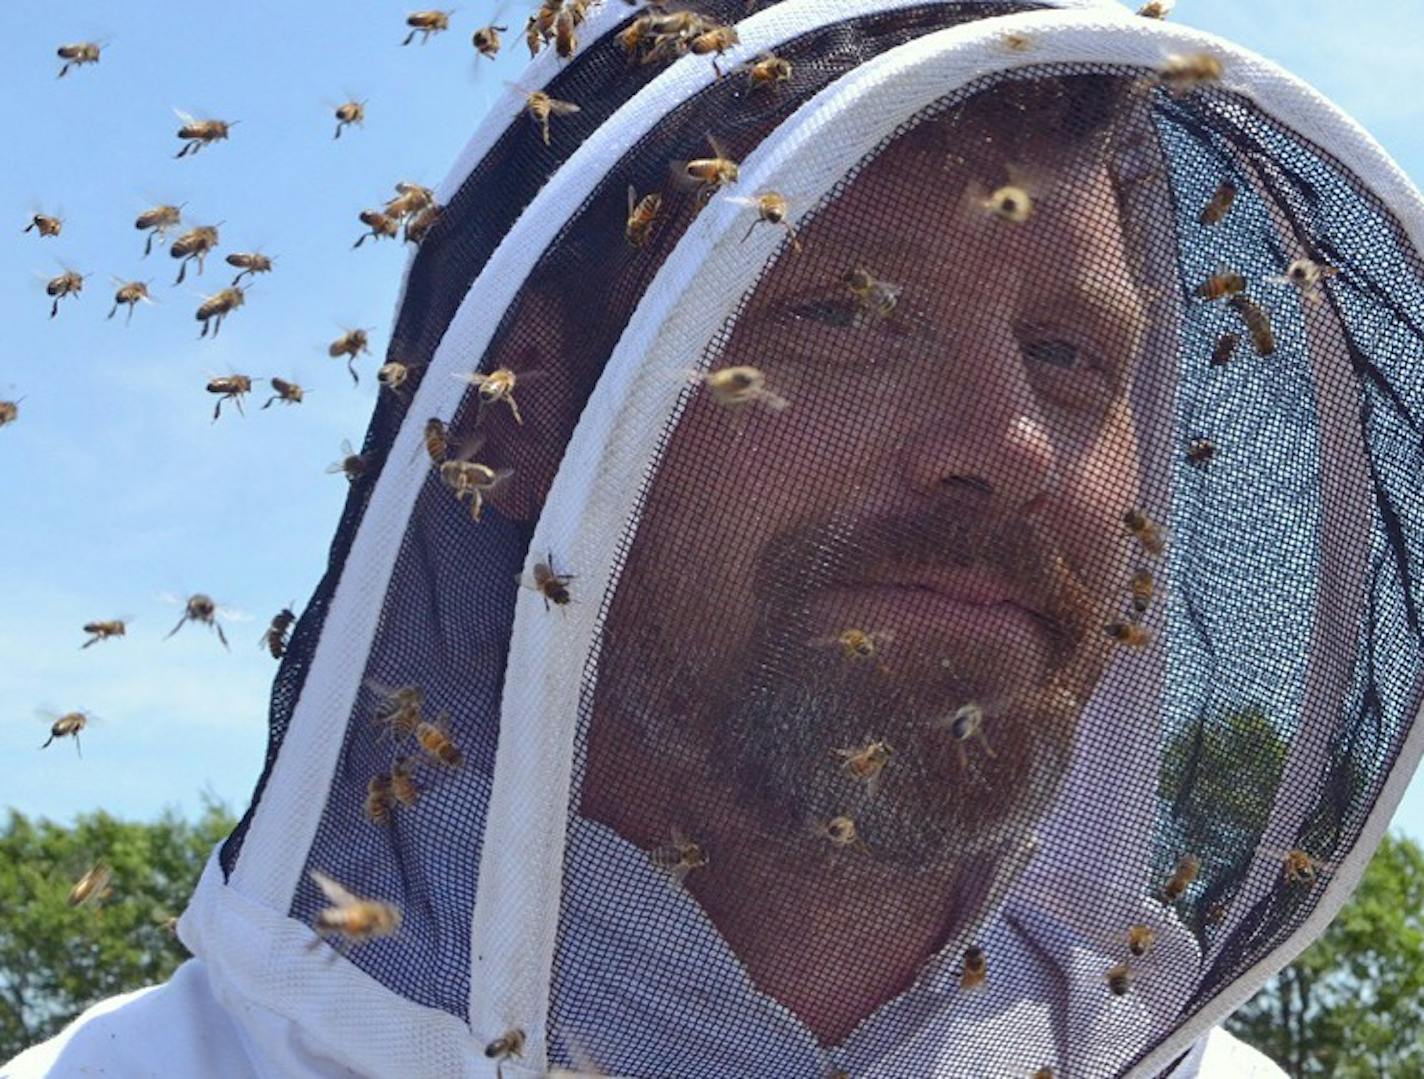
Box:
594;116;1152;867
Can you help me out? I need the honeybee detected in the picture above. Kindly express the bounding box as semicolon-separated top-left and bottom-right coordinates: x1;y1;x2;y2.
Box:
1186;437;1215;468
44;269;86;318
810;815;867;852
615;14;653;59
1272;257;1338;305
1123;508;1166;557
842;266;902;321
554;9;580;58
832;739;893;798
648;825;709;885
41;711;91;755
365;774;394;826
524;15;543;58
960;945;987;990
485;1029;526;1079
697;365;788;413
308;869;402;952
170;224;220;285
729;192;800;251
108;279;153;324
1104;620;1151;649
683;135;739;201
197;287;245;338
389;756;421;807
82;619;129;648
206;374;253;419
261;605;297;658
226;251;274;285
1198;180;1237;225
0;398;17;428
68;863;112;908
519;87;582;147
689;23;739;77
326;438;373;483
136;203;183;256
1263;847;1335;885
744;52;792;91
808;627;895;666
333;99;366;140
934;702;998;771
626;185;663;249
1162;853;1201;902
262;377;306;409
164;593;231;649
57;42;103;77
472;23;507;58
1106;962;1133;996
1156;53;1224;95
1032;1069;1055;1079
1206;901;1228;926
367;680;426;742
1127;924;1156;958
421;417;449;466
404;203;442;245
455;366;526;424
328;328;372;384
439;459;512;522
354;209;400;248
1137;0;1175;15
1210;333;1239;367
402;10;453;46
1129;568;1155;615
385;181;436;220
1196;271;1246;302
174;112;236;158
519;553;575;611
378;361;419;397
1228;295;1276;357
24;212;63;238
414;710;464;767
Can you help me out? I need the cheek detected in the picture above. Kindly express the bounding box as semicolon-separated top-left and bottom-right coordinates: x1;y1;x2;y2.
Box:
1055;400;1140;598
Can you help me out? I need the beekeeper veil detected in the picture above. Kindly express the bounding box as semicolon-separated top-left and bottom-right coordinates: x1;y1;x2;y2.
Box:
178;2;1424;1076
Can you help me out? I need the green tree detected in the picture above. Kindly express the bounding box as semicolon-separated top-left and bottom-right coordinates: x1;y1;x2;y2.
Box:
0;800;234;1061
1227;832;1424;1077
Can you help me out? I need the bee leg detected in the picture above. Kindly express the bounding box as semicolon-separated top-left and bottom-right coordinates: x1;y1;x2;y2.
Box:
262;396;275;410
41;735;55;750
233;392;244;416
216;622;229;650
402;29;416;45
212;314;222;338
176;260;187;286
353;233;367;249
200;319;210;339
143;233;154;257
333;124;342;141
212;398;222;423
50;298;59;318
125;304;135;326
107;303;118;320
74;735;82;759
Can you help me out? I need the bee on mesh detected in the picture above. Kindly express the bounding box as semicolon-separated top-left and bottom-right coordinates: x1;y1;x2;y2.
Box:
453;365;540;425
414;710;464;768
506;82;582;147
1154;53;1224;96
808;814;869;854
326;438;375;484
688;22;739;78
1160;853;1201;903
648;826;709;886
831;738;893;799
401;10;454;46
173;110;237;158
1195;269;1247;302
807;628;895;671
1198;180;1237;226
485;1029;527;1079
674;134;739;204
740;52;793;92
960;945;988;990
931;701;998;771
962;164;1047;226
688;365;789;415
1229;295;1277;357
516;552;576;612
727;192;801;252
404;204;442;246
625;185;663;249
261;605;297;659
57;41;105;77
1122;508;1166;557
842;266;903;323
1259;845;1339;886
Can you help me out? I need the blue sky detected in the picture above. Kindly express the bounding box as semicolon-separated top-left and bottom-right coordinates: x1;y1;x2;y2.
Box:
3;1;1424;846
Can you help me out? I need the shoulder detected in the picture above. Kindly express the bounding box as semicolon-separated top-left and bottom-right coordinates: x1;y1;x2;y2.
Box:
1;959;256;1079
1173;1026;1289;1078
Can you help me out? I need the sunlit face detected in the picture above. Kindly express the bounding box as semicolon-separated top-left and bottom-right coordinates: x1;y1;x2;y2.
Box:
590;112;1153;868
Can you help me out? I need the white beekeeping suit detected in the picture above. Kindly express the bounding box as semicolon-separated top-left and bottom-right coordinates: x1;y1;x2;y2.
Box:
9;1;1424;1076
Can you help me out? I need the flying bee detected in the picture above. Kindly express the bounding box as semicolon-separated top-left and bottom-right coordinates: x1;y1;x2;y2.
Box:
744;52;792;91
1186;437;1215;468
1271;257;1339;306
832;739;893;798
402;10;453;46
414;710;464;767
696;365;788;413
485;1029;527;1079
333;98;366;139
196;287;245;338
262;377;306;409
1210;332;1239;367
174;112;236;158
354;209;400;248
226;251;274;285
108;278;153;324
439;459;513;522
1156;53;1224;96
170;224;220;285
82;619;129;648
1162;853;1201;902
472;23;507;58
1198;180;1237;226
328;328;372;384
326;438;373;483
378;361;419;397
164;593;231;649
648;826;709;885
389;756;421;807
260;605;296;658
421;417;449;466
626;185;663;249
1228;295;1276;356
689;23;739;77
1105;620;1151;649
136;203;183;256
24;212;63;238
517;553;576;611
1196;270;1246;302
934;702;998;771
728;192;800;252
385;181;436;220
960;945;987;990
808;627;895;667
207;374;253;419
682;135;739;202
40;710;91;755
809;815;867;852
404;203;442;245
308;869;401;954
1127;924;1156;958
366;680;425;742
518;87;582;147
1129;568;1155;615
843;266;902;321
68;863;112;908
1106;962;1133;996
454;366;527;424
44;269;86;318
1123;508;1166;557
1137;0;1175;16
57;41;103;77
0;398;18;428
364;774;394;826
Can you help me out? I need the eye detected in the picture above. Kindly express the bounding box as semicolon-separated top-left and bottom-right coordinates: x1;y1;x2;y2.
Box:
1022;337;1084;369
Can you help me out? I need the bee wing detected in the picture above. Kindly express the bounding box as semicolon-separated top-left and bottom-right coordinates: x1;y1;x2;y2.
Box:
627;183;638;216
705;132;732;161
216;606;254;622
448;430;489;463
309;869;359;908
173;107;199;125
546;99;581;117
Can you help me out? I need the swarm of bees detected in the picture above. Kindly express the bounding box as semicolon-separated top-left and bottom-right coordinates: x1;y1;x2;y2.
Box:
615;8;737;73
